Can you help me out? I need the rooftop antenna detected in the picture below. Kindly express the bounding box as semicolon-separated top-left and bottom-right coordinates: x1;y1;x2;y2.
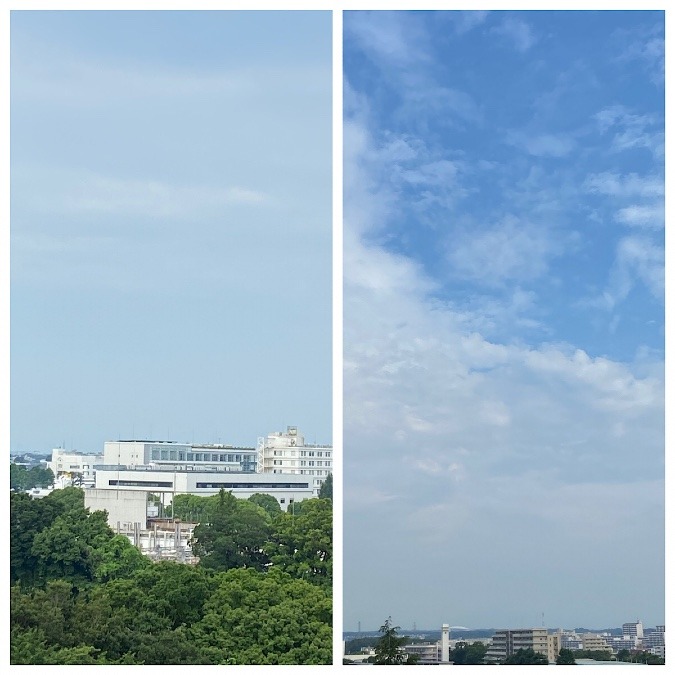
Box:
542;612;545;627
358;621;361;634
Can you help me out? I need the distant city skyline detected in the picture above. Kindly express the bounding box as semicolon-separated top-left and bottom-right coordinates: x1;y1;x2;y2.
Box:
344;9;664;629
10;11;333;454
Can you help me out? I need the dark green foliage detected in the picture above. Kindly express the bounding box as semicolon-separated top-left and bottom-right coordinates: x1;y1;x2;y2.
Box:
248;492;282;518
318;472;333;500
571;649;613;661
265;497;332;588
374;617;407;664
192;489;271;571
10;487;85;585
10;488;332;665
451;640;488;664
557;648;576;664
171;493;217;522
10;463;55;491
190;567;332;664
503;648;548;665
615;649;665;665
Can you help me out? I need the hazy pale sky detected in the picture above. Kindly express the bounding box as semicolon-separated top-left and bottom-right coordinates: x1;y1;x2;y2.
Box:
344;10;664;630
11;11;332;452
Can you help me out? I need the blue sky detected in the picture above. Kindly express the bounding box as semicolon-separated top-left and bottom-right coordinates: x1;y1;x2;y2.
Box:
10;11;332;452
344;10;664;630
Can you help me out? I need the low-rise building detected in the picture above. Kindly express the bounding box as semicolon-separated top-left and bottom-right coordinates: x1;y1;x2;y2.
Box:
485;628;558;663
92;464;314;510
581;632;613;653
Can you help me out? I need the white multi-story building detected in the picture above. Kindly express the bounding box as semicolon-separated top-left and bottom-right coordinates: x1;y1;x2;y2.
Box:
103;440;256;472
92;465;313;511
257;426;332;495
643;625;665;659
48;448;104;487
622;620;644;648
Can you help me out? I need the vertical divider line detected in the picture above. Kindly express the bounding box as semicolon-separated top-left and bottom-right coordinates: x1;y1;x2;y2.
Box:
332;6;344;668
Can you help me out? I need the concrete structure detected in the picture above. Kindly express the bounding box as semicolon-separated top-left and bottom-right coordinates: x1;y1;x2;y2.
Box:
581;632;613;653
546;633;561;664
84;489;198;563
103;440;256;472
643;625;665;659
402;642;442;665
85;488;149;528
622;620;644;648
92;464;314;510
48;448;104;487
485;628;559;663
557;629;583;651
257;426;332;495
441;624;450;663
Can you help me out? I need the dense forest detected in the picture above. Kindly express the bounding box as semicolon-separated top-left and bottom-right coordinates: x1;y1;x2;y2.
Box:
10;485;332;664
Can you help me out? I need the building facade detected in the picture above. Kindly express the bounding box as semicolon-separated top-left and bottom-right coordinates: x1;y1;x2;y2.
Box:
92;464;314;510
257;426;333;495
580;633;612;653
485;628;559;663
48;448;104;487
103;440;256;472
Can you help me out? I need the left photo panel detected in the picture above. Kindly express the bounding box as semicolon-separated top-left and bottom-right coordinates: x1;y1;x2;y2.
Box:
10;10;333;665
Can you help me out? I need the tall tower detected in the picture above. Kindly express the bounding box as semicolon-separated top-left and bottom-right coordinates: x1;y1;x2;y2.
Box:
441;624;450;663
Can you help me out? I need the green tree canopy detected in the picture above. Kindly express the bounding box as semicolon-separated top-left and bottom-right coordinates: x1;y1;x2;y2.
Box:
557;648;576;664
10;464;55;491
451;640;488;664
265;497;332;588
191;489;271;572
503;648;548;665
189;567;332;664
318;473;332;500
248;492;282;518
373;617;407;665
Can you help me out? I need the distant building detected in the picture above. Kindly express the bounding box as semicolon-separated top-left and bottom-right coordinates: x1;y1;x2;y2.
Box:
580;632;612;653
643;625;665;659
257;426;333;495
401;624;450;664
48;448;104;487
622;620;644;648
92;465;314;510
485;628;560;664
103;440;256;472
557;629;583;651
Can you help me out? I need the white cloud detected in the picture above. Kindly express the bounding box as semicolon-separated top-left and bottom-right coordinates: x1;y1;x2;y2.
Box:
595;105;664;158
584;172;663;199
589;235;664;310
507;131;575;157
446;216;559;287
616;204;664;229
491;17;537;53
449;11;490;35
344;10;429;70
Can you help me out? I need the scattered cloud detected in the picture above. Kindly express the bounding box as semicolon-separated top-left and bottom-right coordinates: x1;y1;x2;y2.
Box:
595;105;664;158
447;11;490;35
506;130;576;158
615;204;664;229
491;17;537;53
446;216;561;287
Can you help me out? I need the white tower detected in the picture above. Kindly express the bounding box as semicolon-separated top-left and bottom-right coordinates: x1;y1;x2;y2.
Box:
441;624;450;663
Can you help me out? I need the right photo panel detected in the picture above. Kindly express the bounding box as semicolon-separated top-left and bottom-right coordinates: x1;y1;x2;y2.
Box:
343;10;665;666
